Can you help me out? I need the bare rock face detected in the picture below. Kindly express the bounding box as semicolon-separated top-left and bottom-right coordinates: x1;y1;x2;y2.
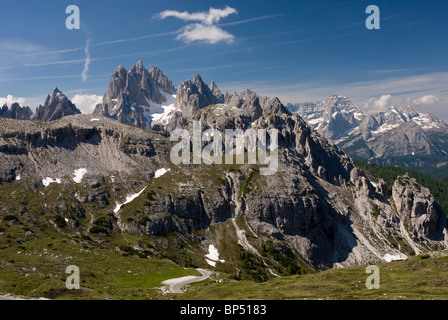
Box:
93;61;175;130
33;88;81;121
392;174;447;241
350;167;374;197
175;74;224;118
0;114;163;183
223;90;289;121
0;103;33;120
375;179;390;200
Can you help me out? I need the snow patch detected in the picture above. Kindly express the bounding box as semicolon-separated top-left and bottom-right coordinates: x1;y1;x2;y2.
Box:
383;253;407;262
114;187;147;213
15;175;21;181
205;259;217;267
353;112;363;121
73;168;87;184
154;168;170;179
205;245;225;267
307;118;322;125
42;177;62;187
372;123;400;134
390;107;399;115
91;119;100;122
144;92;177;130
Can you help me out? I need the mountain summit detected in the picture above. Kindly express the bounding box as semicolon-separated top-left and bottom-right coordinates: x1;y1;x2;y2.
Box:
33;88;81;121
93;61;175;130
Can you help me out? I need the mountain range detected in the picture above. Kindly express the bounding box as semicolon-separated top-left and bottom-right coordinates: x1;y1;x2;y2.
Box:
287;95;448;177
1;88;81;122
1;61;448;283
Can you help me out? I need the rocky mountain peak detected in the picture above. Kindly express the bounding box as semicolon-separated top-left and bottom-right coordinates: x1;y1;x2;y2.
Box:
193;74;204;85
174;74;224;118
136;60;145;71
33;88;81;121
210;80;222;97
397;105;417;116
93;61;175;130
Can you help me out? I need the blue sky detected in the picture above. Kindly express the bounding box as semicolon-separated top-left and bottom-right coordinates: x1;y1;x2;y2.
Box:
1;0;447;118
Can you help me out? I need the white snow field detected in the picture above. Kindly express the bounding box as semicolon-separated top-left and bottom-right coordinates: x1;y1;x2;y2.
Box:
42;177;62;187
73;168;88;183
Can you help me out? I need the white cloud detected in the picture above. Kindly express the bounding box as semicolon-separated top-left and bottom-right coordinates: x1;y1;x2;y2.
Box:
71;94;103;114
363;95;392;110
0;95;26;107
158;6;237;25
157;6;237;44
81;40;91;82
412;95;440;105
176;24;234;44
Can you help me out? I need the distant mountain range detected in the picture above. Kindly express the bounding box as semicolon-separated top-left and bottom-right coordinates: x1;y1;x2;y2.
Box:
1;88;81;122
287;95;448;177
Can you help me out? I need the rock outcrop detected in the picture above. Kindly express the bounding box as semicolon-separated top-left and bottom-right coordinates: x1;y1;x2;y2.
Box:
392;174;446;241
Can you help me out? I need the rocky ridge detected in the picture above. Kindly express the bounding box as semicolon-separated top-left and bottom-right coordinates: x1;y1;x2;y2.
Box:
0;103;33;120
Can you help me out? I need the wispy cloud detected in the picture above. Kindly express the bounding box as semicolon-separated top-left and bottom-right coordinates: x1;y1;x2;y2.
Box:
158;6;237;25
157;6;238;44
18;46;85;58
218;13;286;27
81;40;91;81
166;63;247;74
0;74;81;83
0;39;61;70
369;68;409;74
92;30;179;47
23;59;85;68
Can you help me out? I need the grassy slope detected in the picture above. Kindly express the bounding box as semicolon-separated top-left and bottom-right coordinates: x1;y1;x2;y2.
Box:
177;252;448;300
0;234;200;300
2;155;448;300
